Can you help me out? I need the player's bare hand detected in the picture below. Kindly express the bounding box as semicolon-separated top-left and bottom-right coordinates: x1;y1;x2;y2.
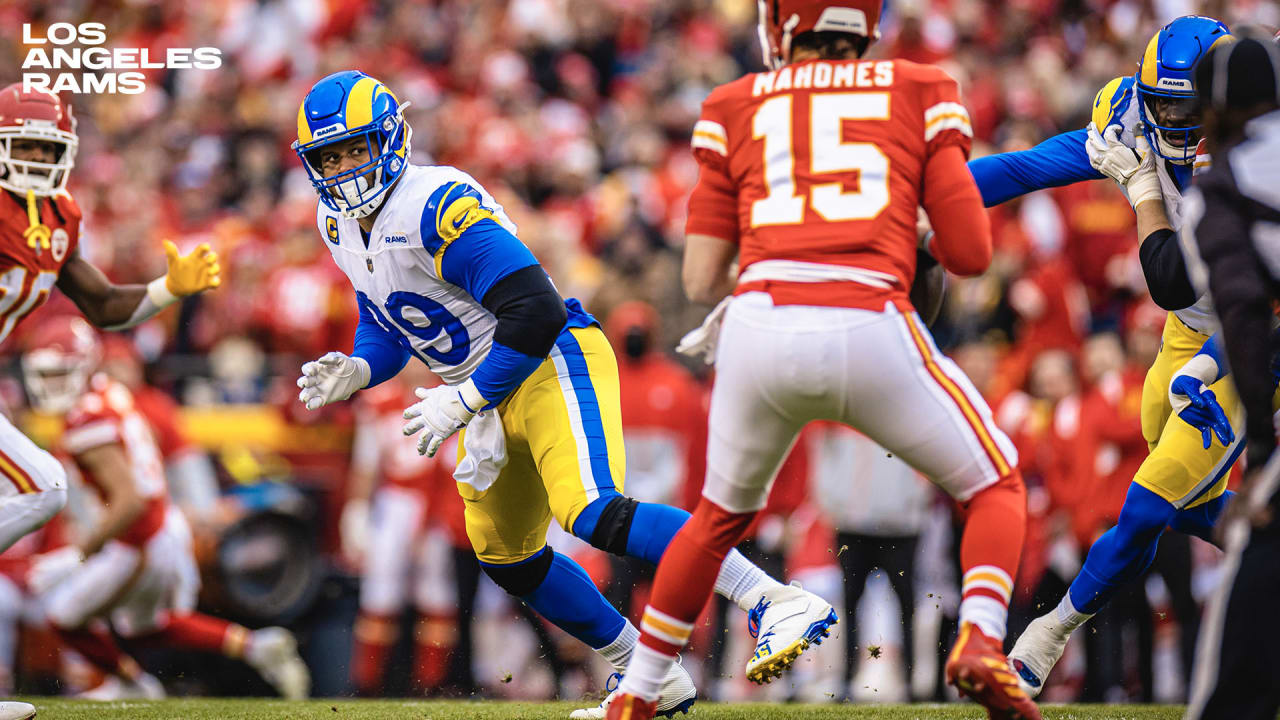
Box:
163;240;222;296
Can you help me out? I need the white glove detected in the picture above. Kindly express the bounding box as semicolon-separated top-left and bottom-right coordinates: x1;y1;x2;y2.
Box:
1086;123;1162;209
676;296;732;365
27;546;84;595
402;380;484;457
340;499;370;562
297;352;371;410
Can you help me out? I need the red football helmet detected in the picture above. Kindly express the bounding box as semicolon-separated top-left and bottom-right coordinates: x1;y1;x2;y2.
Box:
22;315;100;414
757;0;883;69
0;83;78;197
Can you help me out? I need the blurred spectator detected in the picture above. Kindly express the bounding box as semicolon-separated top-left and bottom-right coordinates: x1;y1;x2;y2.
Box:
810;423;933;701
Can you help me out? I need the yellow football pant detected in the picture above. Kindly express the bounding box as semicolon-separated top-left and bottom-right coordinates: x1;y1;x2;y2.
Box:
455;326;627;564
1134;313;1242;509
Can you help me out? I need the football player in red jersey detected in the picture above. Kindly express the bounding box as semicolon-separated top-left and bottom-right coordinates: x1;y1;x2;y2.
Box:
0;84;221;553
343;366;470;696
607;2;1038;719
20;317;309;701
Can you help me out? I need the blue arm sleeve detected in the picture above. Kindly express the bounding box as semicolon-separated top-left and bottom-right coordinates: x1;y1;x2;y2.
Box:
968;128;1105;206
439;220;557;409
1194;333;1229;383
352;296;411;388
466;341;544;410
439;219;539;302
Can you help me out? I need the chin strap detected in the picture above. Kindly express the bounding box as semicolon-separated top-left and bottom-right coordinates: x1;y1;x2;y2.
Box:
23;189;51;253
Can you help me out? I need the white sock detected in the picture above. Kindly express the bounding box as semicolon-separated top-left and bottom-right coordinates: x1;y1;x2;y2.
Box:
615;642;674;702
958;595;1008;642
1054;593;1094;631
715;549;782;611
597;620;639;670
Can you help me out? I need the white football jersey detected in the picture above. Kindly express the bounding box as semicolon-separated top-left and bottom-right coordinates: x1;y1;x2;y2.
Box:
315;164;519;385
1094;77;1217;334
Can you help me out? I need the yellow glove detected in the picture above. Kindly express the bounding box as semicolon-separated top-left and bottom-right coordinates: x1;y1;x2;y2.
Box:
163;240;221;296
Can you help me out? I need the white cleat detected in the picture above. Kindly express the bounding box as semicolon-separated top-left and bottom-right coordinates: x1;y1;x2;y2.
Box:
569;657;696;719
77;672;166;700
1008;611;1073;698
744;581;838;684
0;702;35;720
246;627;311;700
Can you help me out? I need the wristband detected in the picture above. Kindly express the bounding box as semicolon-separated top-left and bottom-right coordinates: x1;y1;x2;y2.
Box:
146;276;179;308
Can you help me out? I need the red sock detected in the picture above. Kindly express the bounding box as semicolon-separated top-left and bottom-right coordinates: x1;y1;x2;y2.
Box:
957;472;1027;640
350;612;397;695
55;627;142;680
133;613;251;659
639;499;755;655
412;612;456;691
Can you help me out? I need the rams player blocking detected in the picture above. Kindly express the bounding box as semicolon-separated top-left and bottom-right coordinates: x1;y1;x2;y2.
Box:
291;70;836;719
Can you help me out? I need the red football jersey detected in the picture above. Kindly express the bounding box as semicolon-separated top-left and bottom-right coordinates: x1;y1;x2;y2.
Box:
0;190;81;345
687;58;973;309
62;374;168;546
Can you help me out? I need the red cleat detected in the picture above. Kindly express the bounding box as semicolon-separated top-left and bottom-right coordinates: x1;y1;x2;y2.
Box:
946;622;1043;720
603;693;657;720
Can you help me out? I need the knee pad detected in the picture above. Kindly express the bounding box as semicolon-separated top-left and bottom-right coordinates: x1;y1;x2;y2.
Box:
481;546;554;598
583;496;638;556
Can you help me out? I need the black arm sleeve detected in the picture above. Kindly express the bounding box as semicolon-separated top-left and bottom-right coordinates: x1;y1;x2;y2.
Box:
1196;175;1277;459
480;265;569;358
1139;228;1199;311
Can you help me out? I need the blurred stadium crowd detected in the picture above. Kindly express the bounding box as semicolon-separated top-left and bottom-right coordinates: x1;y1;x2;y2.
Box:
2;0;1279;706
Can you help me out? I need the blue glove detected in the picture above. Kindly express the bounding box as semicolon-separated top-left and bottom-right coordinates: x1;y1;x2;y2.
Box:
1170;375;1234;449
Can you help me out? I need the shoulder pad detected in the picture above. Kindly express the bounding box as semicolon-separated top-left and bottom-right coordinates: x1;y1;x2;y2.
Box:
421;180;498;256
52;191;81;223
1091;76;1135;131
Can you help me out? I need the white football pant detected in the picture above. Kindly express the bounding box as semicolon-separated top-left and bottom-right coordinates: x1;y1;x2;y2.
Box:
0;413;67;552
360;485;458;615
703;293;1017;514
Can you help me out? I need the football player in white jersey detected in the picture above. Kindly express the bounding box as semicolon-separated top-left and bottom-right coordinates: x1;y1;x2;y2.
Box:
291;71;836;717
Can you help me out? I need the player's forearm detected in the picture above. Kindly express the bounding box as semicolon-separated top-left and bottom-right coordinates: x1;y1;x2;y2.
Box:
1133;198;1172;240
351;307;410;389
79;498;143;556
968;129;1104;207
57;254;179;329
924;146;992;277
468;269;567;408
683;234;738;305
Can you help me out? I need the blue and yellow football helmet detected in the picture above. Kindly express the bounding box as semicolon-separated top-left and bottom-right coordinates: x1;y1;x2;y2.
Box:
293;70;412;218
1135;15;1232;163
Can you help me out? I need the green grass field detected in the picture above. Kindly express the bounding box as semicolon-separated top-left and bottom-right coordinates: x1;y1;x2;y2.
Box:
14;699;1186;720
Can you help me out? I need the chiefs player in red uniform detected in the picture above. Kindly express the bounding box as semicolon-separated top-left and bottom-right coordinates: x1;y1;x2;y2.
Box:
21;317;309;701
343;366;470;696
607;3;1037;719
0;84;220;553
